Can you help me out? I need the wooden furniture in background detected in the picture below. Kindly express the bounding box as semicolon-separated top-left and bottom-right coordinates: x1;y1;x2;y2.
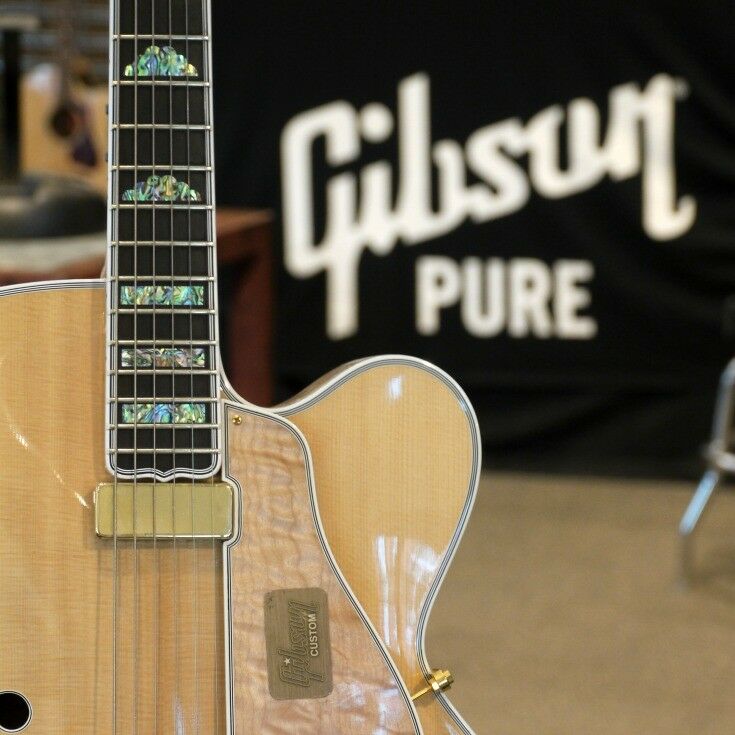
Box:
216;208;274;406
0;207;274;404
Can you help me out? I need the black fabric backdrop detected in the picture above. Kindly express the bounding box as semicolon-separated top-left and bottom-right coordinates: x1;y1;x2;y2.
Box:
212;1;735;477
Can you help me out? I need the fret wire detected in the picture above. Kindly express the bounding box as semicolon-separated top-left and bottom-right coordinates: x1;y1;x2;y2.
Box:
113;34;209;40
112;165;212;171
113;204;213;210
108;449;220;455
112;308;216;314
112;369;219;375
114;80;210;87
113;339;217;345
109;423;220;429
114;124;212;130
112;275;215;281
112;398;219;403
112;242;214;247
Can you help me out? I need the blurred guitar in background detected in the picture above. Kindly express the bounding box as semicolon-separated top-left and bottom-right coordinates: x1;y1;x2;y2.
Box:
12;0;108;191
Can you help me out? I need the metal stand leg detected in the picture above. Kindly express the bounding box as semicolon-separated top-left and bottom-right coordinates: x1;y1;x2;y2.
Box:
680;469;721;582
679;357;735;583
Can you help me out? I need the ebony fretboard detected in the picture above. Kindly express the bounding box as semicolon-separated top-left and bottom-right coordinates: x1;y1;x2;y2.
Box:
106;0;220;480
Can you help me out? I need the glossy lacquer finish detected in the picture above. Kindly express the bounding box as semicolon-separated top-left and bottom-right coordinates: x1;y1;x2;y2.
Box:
280;361;480;735
0;284;480;734
0;285;224;733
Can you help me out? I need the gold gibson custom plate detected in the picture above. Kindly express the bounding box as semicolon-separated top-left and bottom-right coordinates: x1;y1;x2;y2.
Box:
264;588;333;700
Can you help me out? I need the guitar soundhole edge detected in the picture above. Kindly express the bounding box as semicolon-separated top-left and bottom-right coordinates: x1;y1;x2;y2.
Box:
0;691;32;732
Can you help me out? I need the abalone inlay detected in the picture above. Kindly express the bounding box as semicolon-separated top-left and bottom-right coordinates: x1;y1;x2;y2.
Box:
120;285;205;307
122;174;201;203
124;45;197;77
121;403;207;424
121;347;207;369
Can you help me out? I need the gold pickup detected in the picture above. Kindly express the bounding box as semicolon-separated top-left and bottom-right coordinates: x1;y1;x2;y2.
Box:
95;482;234;539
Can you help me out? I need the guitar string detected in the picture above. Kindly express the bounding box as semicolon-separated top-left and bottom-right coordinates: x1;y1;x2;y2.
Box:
111;1;121;730
203;1;220;727
112;4;217;728
150;0;159;730
208;0;220;722
184;2;202;729
132;0;140;729
167;1;180;729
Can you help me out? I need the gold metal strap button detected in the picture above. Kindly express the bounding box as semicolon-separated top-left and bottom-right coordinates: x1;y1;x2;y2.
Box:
411;669;454;701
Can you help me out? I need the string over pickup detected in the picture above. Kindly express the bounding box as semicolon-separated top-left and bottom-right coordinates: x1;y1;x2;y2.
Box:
95;482;234;539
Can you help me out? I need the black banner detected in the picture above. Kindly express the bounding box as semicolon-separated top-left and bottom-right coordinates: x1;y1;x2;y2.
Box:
213;2;735;476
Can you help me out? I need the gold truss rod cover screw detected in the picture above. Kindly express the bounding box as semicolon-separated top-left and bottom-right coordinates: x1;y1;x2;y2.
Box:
411;669;454;701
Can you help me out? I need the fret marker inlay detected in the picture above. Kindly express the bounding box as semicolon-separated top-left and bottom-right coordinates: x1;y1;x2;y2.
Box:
120;285;205;307
124;45;198;77
108;0;219;478
121;402;207;425
123;174;201;202
121;347;207;369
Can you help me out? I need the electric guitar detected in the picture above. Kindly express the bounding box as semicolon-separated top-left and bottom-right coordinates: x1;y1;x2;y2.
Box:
0;1;481;732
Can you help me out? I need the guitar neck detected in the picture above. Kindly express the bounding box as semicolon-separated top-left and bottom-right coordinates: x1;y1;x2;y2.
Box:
106;0;221;481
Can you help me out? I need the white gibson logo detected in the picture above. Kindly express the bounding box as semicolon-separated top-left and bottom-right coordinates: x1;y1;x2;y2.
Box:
282;72;696;339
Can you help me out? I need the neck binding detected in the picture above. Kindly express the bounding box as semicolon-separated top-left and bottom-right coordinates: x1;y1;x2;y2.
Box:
106;0;220;481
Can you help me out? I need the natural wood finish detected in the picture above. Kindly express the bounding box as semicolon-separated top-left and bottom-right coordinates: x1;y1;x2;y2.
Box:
284;362;478;735
224;405;418;733
0;284;478;734
0;286;224;733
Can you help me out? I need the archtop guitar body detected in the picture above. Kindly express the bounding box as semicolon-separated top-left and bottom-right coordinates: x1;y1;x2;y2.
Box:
0;1;481;733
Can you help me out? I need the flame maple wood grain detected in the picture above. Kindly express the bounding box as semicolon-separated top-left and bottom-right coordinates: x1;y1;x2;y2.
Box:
223;405;419;733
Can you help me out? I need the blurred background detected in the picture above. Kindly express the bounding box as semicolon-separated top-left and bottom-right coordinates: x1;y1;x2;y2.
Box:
2;1;735;732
